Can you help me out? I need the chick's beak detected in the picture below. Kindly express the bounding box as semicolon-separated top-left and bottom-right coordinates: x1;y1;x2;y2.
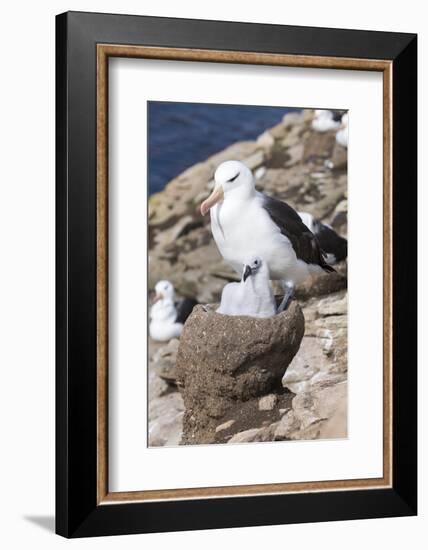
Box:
200;186;224;216
243;265;252;282
152;292;163;304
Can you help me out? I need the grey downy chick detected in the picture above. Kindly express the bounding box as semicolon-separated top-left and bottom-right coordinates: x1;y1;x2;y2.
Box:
217;256;276;318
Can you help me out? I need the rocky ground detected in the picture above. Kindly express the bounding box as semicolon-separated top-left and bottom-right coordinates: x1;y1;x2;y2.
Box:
148;109;348;446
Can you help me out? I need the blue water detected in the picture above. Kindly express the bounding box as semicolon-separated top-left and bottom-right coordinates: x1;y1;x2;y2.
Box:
148;102;298;195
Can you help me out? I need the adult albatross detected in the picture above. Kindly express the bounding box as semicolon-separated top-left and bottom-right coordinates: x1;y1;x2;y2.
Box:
200;160;334;311
149;280;197;342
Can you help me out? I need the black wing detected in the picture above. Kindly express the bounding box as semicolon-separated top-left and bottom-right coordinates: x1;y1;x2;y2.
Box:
175;298;198;324
262;194;335;273
331;110;345;122
315;222;347;263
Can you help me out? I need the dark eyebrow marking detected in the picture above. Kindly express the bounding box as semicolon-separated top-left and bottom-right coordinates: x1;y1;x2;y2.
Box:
227;172;240;183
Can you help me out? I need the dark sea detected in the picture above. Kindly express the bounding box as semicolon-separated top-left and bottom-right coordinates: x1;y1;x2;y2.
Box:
148;102;298;195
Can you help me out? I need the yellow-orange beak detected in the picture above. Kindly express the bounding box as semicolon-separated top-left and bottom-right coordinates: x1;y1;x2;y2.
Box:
152;292;163;304
200;186;224;216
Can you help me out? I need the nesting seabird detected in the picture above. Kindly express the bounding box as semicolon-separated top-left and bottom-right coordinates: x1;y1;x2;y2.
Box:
298;211;347;265
200;160;335;311
217;256;276;318
149;280;197;342
312;109;342;133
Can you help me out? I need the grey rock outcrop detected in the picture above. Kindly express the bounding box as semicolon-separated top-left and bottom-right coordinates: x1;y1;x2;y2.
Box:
279;289;348;440
148;339;184;447
148;391;185;447
153;338;180;385
176;301;305;444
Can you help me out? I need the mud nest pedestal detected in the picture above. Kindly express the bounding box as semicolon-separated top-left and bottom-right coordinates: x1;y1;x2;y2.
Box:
176;301;305;444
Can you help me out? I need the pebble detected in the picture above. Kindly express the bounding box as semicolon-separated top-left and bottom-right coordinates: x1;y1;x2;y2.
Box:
258;394;278;411
227;428;261;444
215;419;235;433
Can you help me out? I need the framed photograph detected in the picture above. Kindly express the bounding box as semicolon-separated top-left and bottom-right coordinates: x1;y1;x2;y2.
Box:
56;11;417;538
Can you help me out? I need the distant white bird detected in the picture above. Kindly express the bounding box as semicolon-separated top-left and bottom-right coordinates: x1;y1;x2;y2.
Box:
312;109;342;133
200;160;334;312
335;113;349;148
149;280;197;342
298;212;347;265
217;256;276;318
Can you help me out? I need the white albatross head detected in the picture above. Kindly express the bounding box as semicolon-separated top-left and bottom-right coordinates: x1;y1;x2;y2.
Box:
200;160;255;216
153;280;175;303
